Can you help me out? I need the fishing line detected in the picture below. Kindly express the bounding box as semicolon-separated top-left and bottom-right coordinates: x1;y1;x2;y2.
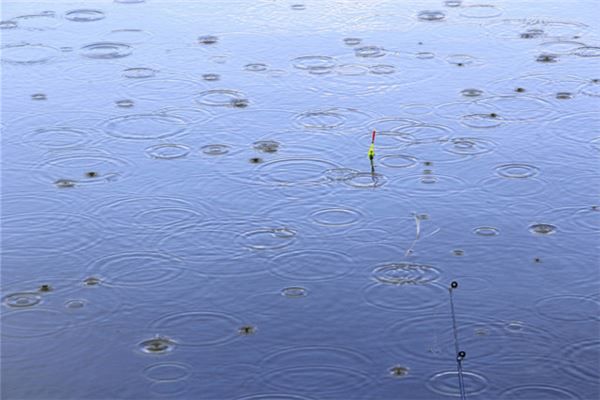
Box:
449;281;467;400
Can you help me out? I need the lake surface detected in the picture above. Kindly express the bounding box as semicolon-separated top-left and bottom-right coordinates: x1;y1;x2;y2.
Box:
1;0;599;399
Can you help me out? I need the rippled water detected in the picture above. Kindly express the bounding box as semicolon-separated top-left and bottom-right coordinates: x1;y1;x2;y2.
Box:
1;1;599;399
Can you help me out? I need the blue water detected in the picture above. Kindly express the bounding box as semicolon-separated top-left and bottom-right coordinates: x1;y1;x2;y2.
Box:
1;1;599;399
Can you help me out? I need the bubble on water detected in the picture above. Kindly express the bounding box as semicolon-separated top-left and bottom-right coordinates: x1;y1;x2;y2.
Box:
253;140;280;153
444;0;462;7
389;365;410;378
201;144;230;155
536;53;559;63
417;10;446;21
54;178;76;188
0;20;18;29
556;91;573;99
145;144;191;160
81;42;132;59
354;46;385;58
416;51;436;59
65;9;105;22
3;293;42;308
344;38;362;46
83;276;102;286
461;88;484;97
202;73;220;81
459;4;502;19
427;371;489;396
495;163;539;179
116;99;134;108
1;43;59;64
281;286;308;298
372;263;440;285
31;93;47;100
198;35;218;44
529;223;557;235
519;29;544;40
473;226;499;236
123;67;157;79
245;63;268;72
139;336;177;354
64;299;87;309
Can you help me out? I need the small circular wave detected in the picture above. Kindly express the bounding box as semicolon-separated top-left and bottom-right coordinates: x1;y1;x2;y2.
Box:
123;67;157;79
260;366;373;395
2;292;42;308
87;252;187;288
310;207;363;227
65;9;105;22
495;163;540;179
256;158;339;186
143;362;192;382
80;42;132;59
372;262;440;285
535;294;599;321
269;249;353;281
499;385;581;399
237;227;297;250
1;43;59;64
459;5;502;19
563;339;600;384
443;137;496;155
363;282;446;311
473;226;500;236
145;144;191;160
196;89;247;106
427;371;489;396
102;113;188;140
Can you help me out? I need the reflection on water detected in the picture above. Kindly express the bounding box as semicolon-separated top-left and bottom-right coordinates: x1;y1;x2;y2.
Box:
1;0;599;399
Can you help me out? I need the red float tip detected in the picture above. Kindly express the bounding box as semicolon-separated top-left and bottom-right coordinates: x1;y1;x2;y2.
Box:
372;130;376;143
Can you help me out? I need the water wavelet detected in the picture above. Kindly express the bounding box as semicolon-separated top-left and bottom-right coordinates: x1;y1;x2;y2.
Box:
149;311;242;346
1;43;60;64
269;249;354;281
